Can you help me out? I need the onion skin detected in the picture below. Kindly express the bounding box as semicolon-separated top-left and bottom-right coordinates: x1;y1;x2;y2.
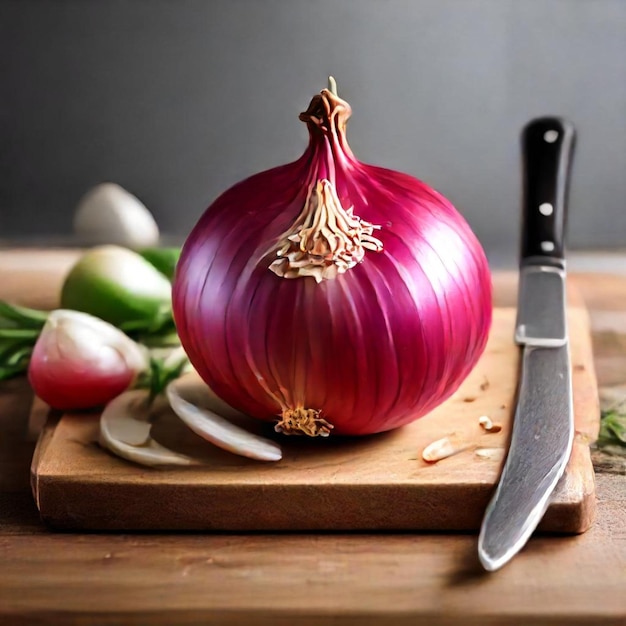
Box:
173;84;492;436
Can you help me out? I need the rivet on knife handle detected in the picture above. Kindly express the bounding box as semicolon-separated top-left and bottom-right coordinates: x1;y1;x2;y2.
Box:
521;117;575;264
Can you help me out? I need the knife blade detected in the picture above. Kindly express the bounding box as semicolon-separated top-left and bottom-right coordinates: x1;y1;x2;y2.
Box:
478;116;576;571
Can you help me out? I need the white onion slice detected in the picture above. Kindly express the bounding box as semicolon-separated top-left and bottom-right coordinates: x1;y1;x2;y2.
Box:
166;374;282;462
99;389;199;467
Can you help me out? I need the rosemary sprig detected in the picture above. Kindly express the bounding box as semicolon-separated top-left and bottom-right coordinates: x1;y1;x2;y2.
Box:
597;409;626;452
134;348;190;403
0;302;49;380
0;299;182;382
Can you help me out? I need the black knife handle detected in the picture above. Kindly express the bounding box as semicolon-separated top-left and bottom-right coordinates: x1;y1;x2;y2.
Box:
520;117;576;263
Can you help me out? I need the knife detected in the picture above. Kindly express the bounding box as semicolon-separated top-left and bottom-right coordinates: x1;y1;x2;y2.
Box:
478;116;576;571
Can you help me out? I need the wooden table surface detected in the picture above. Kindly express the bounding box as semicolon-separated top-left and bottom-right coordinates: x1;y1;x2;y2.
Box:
0;249;625;626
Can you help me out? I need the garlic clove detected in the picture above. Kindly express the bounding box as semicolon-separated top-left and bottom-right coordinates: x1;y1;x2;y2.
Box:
475;447;506;461
74;183;160;248
99;389;199;467
166;373;282;462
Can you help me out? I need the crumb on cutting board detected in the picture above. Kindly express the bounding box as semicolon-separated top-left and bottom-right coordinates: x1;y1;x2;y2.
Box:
421;434;472;463
478;415;503;433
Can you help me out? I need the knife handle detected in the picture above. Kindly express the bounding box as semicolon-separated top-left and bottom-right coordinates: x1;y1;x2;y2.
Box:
521;117;576;263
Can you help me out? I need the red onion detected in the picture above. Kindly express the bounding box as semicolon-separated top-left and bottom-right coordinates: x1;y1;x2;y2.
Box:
173;80;492;437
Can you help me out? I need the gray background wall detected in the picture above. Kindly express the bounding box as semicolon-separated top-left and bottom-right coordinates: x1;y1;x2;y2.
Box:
1;0;625;265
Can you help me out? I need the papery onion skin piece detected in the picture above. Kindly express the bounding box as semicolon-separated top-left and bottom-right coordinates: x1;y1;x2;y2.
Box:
173;81;492;436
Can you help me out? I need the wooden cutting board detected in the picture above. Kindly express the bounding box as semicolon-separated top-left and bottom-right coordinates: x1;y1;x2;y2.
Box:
30;305;600;533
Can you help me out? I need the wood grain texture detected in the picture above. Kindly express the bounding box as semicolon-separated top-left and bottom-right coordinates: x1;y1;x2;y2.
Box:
1;476;625;626
31;307;599;533
1;249;624;626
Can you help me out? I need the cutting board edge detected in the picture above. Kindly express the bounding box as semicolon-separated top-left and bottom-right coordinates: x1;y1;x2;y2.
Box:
32;452;594;534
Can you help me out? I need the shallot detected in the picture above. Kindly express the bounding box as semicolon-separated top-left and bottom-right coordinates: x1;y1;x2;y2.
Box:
28;309;147;410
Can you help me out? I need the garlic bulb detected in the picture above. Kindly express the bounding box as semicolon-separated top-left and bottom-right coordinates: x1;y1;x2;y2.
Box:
73;183;160;248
